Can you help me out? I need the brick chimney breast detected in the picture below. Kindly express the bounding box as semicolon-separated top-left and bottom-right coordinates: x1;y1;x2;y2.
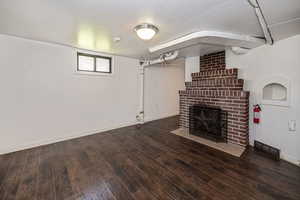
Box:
179;51;250;146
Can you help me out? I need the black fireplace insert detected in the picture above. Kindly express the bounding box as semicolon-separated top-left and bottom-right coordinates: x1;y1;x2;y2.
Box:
189;105;227;142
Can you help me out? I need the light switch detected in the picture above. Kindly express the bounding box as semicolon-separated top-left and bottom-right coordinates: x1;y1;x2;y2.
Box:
288;120;296;132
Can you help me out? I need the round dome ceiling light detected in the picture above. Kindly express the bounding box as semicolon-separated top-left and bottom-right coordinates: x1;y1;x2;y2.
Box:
134;23;159;40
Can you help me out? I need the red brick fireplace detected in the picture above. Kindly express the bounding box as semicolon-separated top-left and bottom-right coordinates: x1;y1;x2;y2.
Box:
179;51;249;146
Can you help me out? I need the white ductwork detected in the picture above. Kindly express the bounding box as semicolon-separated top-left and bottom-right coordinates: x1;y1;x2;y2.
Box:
149;31;265;54
136;51;179;124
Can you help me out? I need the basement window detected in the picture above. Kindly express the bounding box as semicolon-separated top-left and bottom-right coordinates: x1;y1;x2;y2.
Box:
77;52;112;74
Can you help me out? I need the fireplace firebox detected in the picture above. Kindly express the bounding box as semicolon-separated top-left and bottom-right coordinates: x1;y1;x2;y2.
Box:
189;105;227;142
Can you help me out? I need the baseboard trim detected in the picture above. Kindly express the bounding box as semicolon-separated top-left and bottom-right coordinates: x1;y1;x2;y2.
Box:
144;113;179;122
281;153;300;167
0;120;138;155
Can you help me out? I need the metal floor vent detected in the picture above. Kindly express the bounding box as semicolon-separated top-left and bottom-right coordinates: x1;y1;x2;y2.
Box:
254;140;280;161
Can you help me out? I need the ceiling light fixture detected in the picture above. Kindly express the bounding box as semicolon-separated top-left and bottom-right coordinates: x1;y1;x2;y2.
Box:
134;23;159;40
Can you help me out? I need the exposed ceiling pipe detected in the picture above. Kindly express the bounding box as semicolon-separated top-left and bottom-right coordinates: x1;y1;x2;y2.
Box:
141;51;179;67
247;0;274;45
136;51;179;124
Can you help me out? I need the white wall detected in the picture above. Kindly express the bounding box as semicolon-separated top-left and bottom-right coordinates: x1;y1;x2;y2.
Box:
0;34;185;154
226;35;300;165
185;56;200;82
144;59;186;121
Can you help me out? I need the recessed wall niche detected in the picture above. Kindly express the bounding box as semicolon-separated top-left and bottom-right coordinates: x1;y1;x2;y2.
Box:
259;76;290;107
263;83;287;101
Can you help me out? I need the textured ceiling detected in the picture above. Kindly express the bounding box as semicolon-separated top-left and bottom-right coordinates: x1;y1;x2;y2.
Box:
0;0;299;58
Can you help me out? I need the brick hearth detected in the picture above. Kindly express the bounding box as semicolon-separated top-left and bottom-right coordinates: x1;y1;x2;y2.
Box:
179;51;249;146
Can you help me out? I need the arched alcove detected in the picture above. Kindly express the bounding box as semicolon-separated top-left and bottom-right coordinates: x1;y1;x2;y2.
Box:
259;76;290;107
263;83;287;101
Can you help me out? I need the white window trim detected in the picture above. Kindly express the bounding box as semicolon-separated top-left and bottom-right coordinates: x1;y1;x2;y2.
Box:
74;51;114;77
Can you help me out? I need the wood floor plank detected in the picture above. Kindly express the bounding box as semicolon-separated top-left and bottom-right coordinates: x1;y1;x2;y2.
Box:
127;151;208;200
76;137;132;200
135;132;275;200
36;145;56;200
0;155;13;188
51;143;75;200
0;151;28;200
122;132;252;200
145;127;300;199
15;149;40;200
0;116;299;200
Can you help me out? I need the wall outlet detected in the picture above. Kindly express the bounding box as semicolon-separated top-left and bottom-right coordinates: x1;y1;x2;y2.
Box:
288;120;296;132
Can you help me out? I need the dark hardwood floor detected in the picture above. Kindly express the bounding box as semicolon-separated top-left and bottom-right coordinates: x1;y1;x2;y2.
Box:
0;116;300;200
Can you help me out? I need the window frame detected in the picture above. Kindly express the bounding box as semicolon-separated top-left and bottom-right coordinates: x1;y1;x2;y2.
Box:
77;52;112;74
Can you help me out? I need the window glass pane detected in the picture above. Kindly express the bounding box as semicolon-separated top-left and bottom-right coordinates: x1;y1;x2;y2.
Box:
78;55;94;71
96;58;110;72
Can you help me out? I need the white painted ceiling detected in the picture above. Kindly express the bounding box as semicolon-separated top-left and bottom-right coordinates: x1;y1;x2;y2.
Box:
0;0;299;58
